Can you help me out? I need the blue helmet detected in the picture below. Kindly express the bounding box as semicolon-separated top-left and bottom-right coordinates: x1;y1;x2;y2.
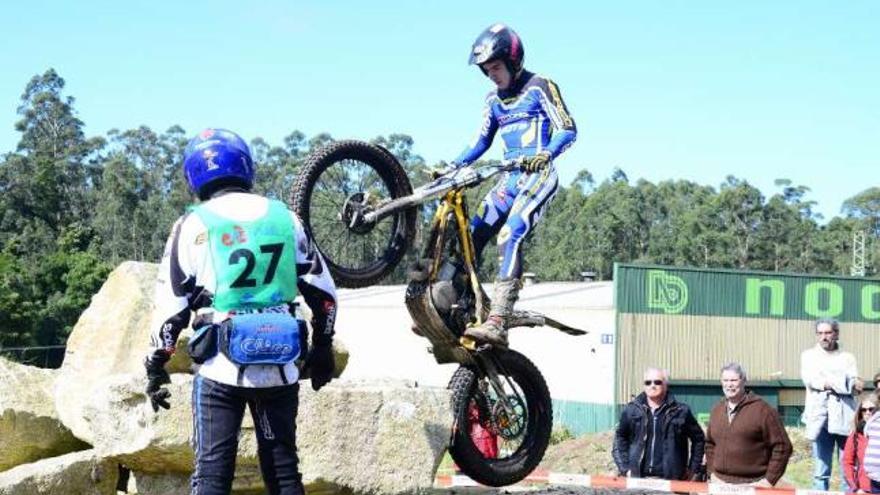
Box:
183;128;255;199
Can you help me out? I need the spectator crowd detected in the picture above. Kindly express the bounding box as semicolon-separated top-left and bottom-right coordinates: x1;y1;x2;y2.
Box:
611;319;880;493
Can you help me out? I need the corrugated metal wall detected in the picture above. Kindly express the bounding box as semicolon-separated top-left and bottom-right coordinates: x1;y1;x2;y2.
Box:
614;264;880;404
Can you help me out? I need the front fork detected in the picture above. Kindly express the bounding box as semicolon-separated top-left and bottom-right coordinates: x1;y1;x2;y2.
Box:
422;193;524;434
473;351;526;435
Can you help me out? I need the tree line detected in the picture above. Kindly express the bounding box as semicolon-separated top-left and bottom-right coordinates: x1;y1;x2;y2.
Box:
1;69;878;360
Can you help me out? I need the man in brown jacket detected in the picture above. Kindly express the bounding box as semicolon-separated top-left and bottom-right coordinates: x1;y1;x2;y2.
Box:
706;362;793;486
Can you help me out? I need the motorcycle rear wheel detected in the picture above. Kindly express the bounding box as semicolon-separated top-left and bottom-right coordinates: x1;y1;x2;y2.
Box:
290;140;416;288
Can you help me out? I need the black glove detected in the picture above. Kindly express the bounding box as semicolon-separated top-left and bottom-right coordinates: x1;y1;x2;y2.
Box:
524;152;551;173
305;343;335;391
144;356;171;412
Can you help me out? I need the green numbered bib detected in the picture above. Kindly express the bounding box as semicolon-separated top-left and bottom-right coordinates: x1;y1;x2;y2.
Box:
191;199;298;311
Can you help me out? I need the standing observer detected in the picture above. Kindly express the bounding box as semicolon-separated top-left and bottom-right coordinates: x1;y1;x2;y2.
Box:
142;129;338;495
801;318;861;491
862;397;880;492
706;362;792;487
612;367;705;480
843;392;878;493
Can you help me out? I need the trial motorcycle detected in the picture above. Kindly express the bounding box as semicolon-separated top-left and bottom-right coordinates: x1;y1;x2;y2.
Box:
289;140;585;486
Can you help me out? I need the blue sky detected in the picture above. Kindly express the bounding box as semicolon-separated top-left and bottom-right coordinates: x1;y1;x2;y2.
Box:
1;1;877;220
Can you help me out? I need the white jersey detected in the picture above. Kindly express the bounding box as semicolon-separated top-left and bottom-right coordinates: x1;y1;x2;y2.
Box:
148;192;337;388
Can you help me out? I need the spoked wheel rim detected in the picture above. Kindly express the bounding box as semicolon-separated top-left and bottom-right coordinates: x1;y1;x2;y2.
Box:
305;156;400;274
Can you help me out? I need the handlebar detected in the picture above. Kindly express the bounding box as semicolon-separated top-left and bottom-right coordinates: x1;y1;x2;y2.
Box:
360;157;529;225
500;156;529;169
444;156;525;182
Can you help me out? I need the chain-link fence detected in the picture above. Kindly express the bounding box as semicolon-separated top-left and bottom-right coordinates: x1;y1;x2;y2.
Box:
0;345;66;368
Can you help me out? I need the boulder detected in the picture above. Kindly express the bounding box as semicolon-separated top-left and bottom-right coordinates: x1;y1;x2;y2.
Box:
0;449;117;495
85;374;452;494
82;373;195;473
297;378;454;494
0;357;88;472
54;262;162;443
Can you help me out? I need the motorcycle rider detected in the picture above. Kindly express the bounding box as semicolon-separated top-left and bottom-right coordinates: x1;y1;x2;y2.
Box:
143;128;337;495
454;23;577;347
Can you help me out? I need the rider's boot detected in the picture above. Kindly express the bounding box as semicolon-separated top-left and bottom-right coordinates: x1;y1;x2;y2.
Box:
465;277;521;347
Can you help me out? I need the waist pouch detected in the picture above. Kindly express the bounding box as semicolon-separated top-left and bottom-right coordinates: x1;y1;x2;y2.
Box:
188;324;219;364
219;313;303;366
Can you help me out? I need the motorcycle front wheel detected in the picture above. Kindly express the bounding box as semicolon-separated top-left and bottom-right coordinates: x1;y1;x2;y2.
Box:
290;140;416;288
447;349;553;487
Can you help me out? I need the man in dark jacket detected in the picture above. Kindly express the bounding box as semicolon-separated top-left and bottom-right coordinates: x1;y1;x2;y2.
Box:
612;367;706;480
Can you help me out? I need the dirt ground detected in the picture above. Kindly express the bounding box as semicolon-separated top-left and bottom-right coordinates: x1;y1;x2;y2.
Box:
539;431;619;476
536;426;836;490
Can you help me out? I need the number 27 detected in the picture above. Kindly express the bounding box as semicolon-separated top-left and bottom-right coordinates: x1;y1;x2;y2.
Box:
229;243;284;288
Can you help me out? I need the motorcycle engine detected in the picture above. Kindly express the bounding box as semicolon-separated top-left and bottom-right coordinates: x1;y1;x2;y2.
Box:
428;260;474;335
430;280;460;313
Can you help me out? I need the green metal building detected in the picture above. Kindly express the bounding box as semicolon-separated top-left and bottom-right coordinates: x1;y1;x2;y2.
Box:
613;263;880;426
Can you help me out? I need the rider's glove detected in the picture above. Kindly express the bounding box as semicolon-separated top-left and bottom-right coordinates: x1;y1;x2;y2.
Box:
524;152;551;173
144;352;171;412
306;343;335;391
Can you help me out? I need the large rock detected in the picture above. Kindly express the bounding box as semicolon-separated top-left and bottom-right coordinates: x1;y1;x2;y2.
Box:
54;262;161;443
0;357;88;472
85;374;452;494
297;379;454;494
0;449;117;495
82;374;195;473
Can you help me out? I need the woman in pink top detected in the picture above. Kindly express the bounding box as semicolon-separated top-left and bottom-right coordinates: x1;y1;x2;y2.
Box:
844;392;879;493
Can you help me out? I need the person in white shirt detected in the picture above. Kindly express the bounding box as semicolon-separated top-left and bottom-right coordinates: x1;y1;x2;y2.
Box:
801;318;862;491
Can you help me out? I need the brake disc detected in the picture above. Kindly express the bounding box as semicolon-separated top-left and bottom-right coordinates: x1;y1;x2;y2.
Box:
491;394;526;440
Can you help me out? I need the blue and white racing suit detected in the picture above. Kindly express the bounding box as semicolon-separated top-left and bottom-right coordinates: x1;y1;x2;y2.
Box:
454;70;577;279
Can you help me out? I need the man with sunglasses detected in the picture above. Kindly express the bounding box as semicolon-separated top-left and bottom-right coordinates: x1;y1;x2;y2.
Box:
801;318;862;491
612;368;705;480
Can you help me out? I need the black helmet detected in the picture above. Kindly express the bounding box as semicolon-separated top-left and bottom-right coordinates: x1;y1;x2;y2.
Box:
469;23;524;75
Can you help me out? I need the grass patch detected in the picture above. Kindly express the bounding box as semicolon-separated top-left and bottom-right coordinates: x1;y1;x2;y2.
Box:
436;451;455;476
